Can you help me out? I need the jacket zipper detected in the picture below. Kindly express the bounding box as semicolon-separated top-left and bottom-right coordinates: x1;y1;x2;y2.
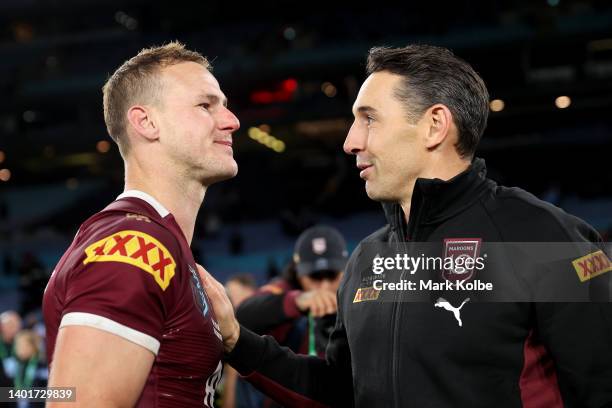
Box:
391;196;425;408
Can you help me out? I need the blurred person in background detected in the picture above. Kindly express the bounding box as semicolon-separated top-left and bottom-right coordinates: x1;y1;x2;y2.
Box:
9;330;47;407
221;274;260;408
0;359;14;408
23;311;46;340
0;310;22;397
0;358;10;386
225;274;258;307
1;328;46;407
0;310;22;362
12;330;46;387
43;41;240;407
0;319;11;388
221;227;347;408
232;225;347;408
237;225;347;357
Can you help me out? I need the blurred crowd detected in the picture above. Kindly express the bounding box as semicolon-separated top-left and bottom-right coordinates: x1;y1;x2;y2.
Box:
0;310;47;407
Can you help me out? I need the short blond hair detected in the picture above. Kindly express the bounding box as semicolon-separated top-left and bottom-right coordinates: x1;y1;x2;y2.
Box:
102;41;211;156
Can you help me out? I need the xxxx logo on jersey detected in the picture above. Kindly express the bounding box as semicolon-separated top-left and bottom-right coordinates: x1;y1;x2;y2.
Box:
83;230;176;290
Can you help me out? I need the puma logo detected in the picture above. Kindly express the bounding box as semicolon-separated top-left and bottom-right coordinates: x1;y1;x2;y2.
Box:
434;297;470;327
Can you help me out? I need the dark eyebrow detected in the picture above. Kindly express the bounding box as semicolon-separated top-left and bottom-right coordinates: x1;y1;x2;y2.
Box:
200;94;228;107
354;105;377;116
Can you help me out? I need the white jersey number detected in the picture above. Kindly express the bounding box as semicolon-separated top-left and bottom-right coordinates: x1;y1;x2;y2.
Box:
204;361;223;407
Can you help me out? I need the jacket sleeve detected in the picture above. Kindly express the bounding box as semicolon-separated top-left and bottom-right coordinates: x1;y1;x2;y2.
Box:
226;262;356;407
535;302;612;407
225;323;353;407
236;285;303;335
534;219;612;407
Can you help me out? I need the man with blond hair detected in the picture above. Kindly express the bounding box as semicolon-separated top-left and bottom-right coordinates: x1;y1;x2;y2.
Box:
43;41;240;407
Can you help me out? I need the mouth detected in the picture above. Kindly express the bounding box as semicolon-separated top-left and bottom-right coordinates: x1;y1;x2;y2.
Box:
214;140;233;147
357;162;373;179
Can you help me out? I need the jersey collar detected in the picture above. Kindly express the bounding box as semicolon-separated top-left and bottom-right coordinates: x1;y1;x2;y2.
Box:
116;190;170;218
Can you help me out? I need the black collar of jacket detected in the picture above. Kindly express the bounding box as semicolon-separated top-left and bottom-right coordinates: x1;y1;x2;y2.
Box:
382;157;494;240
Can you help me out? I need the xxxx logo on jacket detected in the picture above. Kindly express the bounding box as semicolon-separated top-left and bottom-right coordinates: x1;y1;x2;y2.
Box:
442;238;482;283
353;286;380;303
83;230;176;290
572;250;611;282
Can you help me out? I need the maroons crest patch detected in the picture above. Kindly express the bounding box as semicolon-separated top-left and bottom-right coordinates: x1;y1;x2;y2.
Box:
442;238;481;282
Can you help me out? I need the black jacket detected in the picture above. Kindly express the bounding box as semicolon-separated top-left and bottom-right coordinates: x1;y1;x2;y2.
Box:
227;159;612;408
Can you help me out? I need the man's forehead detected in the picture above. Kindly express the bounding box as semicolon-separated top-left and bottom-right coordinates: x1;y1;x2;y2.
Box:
352;71;401;114
162;62;224;97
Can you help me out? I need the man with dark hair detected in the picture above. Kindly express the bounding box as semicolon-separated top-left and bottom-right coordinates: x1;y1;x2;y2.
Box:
365;45;489;159
43;41;240;407
201;44;612;407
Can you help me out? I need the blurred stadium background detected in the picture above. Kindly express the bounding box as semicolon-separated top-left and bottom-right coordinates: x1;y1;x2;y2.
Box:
0;0;610;357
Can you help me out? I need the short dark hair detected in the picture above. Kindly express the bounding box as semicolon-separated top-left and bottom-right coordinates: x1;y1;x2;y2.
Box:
366;45;489;159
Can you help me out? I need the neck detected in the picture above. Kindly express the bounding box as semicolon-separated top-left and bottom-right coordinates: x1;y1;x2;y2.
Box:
399;200;412;226
399;156;471;224
124;159;206;244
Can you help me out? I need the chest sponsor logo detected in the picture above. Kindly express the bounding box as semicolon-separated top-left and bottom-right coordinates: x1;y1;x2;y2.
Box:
572;250;611;282
83;230;176;290
353;286;380;303
126;213;151;222
434;297;470;327
188;264;209;317
442;238;481;282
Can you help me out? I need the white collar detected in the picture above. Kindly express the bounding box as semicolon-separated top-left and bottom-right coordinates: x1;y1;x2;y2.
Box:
116;190;170;218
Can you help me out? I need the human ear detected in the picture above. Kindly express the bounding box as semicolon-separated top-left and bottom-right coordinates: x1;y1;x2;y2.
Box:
126;105;159;141
424;104;452;150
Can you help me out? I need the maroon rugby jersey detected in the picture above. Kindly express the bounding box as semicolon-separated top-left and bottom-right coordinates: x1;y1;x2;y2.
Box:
43;190;224;407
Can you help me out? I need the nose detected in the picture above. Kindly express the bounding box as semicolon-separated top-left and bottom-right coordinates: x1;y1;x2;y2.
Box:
219;106;240;133
343;122;365;155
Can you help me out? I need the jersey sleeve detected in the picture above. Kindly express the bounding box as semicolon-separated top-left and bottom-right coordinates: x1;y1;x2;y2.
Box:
60;224;180;355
